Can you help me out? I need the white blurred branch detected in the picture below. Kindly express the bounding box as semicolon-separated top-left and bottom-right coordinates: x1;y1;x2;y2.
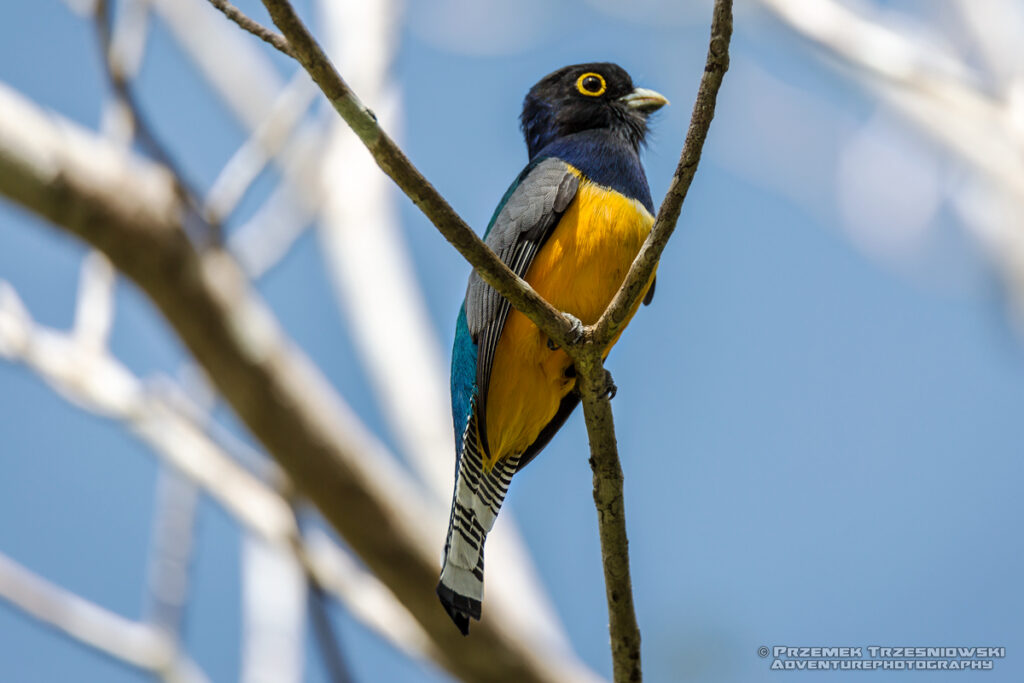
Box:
0;273;439;664
241;537;306;683
0;266;436;633
0;552;209;683
0;278;297;541
154;0;323;273
757;0;1024;317
205;70;319;225
145;469;200;641
72;251;116;354
150;0;283;130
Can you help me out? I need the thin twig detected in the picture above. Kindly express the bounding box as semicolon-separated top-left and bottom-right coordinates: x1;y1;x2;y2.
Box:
95;0;222;244
576;5;732;680
308;573;355;683
204;69;318;224
207;0;293;57
249;0;580;350
592;0;733;349
292;508;354;683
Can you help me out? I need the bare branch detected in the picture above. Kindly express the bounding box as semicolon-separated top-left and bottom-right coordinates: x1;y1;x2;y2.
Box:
254;0;580;350
241;537;306;683
145;469;200;641
540;2;732;679
72;251;115;353
0;274;441;666
0;82;600;683
592;0;733;348
96;0;219;243
0;551;209;682
152;0;285;131
207;0;293;57
0;278;437;664
205;69;319;224
307;576;355;683
755;0;1024;318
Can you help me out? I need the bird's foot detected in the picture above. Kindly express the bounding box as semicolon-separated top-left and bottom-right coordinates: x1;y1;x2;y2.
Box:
565;313;584;343
547;313;585;350
600;369;617;401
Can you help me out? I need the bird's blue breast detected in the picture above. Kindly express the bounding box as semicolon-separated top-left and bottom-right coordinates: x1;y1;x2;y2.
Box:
534;130;654;213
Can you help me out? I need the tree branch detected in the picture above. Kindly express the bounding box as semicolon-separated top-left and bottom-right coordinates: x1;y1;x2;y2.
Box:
576;6;732;680
0;276;439;663
592;0;733;349
237;0;581;350
0;82;598;683
0;551;209;682
217;1;732;680
574;350;641;683
95;0;219;243
207;0;292;56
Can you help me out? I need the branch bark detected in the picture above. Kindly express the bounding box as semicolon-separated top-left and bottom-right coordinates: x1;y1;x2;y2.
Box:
592;0;733;348
0;83;596;683
576;4;732;680
207;0;292;56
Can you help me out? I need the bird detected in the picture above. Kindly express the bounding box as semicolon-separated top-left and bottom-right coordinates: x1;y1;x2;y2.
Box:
438;63;667;635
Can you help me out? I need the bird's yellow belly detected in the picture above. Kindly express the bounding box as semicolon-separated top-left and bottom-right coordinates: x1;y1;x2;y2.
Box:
483;179;655;469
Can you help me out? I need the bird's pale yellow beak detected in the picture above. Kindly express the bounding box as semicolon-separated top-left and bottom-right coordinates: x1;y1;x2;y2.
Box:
619;87;669;113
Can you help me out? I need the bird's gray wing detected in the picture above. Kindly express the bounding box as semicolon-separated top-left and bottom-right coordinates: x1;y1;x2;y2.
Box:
464;157;579;459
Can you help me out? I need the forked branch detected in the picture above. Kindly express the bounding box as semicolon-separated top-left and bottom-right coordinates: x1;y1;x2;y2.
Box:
215;1;733;681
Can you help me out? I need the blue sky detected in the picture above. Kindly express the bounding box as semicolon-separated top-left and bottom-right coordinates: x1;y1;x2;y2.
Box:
1;1;1022;682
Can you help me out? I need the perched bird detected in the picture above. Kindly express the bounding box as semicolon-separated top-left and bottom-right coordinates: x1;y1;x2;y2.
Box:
439;63;667;634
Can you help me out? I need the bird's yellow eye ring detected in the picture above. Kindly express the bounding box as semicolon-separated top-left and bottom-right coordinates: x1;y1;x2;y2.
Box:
576;72;606;97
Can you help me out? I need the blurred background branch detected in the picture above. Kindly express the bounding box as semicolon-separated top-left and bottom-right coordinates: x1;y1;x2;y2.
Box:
0;0;596;678
3;1;1023;682
0;550;210;682
755;0;1024;327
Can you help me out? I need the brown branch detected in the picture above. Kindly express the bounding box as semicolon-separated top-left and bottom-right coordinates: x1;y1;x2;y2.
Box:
592;0;733;349
0;83;594;683
251;0;580;350
207;0;293;57
575;351;642;683
577;2;732;680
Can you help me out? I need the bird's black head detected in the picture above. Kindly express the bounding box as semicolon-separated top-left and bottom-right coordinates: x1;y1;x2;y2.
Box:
520;62;668;159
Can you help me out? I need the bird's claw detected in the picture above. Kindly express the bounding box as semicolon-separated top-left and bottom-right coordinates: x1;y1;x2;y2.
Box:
565;313;584;344
547;313;585;350
600;369;617;401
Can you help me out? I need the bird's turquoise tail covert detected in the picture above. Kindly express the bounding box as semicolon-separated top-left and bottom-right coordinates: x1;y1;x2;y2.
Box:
438;63;667;634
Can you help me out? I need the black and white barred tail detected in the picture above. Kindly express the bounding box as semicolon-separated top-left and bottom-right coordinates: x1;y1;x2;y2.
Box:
437;411;520;635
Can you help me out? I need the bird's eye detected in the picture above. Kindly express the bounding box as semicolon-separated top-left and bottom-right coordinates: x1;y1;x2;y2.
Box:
576;72;606;97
